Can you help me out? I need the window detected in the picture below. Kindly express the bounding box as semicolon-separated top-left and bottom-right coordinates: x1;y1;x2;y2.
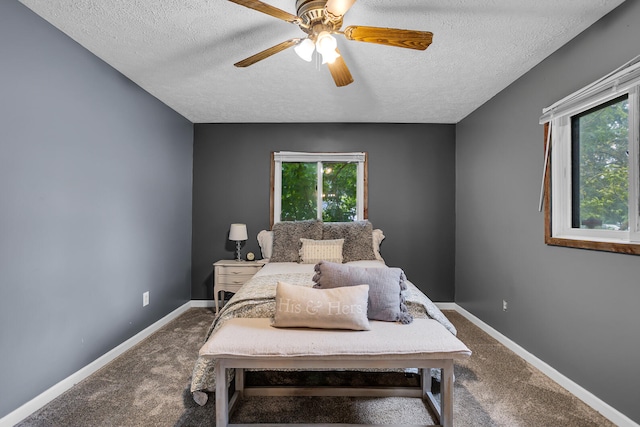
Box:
541;56;640;254
571;96;629;231
271;152;367;225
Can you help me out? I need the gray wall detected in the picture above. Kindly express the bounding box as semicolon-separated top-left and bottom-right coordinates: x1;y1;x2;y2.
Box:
192;123;456;302
456;1;640;423
0;1;193;419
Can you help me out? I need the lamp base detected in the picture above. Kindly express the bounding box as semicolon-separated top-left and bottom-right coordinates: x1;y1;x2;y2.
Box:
235;240;243;262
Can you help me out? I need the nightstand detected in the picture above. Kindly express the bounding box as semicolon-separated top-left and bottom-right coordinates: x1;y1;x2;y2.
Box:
213;259;266;314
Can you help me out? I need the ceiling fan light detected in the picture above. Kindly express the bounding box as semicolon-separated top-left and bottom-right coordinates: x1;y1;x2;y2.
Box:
320;49;341;64
294;38;315;62
316;31;337;56
325;0;356;17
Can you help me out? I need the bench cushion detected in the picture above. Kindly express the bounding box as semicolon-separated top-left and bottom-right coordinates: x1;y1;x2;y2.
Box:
199;317;471;360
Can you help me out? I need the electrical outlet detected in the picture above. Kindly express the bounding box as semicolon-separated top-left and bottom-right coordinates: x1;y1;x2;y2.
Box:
143;291;150;307
502;299;508;311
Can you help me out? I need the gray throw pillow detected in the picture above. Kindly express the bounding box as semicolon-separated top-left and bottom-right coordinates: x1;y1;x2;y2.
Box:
321;221;376;262
312;261;413;324
270;219;323;262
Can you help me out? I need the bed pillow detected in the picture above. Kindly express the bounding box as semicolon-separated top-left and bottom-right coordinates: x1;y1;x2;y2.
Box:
321;221;377;262
270;219;323;262
312;261;413;324
372;229;385;262
257;230;273;260
299;238;344;264
273;281;370;331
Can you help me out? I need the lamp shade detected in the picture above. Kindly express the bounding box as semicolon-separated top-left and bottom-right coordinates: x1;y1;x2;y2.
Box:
294;38;315;62
315;32;337;56
316;32;340;64
326;0;357;17
229;223;248;241
320;49;340;64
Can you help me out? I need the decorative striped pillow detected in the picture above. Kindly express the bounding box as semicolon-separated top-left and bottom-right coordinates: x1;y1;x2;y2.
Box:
299;238;344;264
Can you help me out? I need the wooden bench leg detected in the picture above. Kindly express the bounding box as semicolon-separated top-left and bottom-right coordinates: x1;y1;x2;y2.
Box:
441;360;454;427
423;364;454;427
215;361;229;427
235;368;245;397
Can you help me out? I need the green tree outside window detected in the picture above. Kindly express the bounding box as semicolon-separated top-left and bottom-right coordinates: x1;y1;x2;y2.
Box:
573;96;629;230
281;162;357;222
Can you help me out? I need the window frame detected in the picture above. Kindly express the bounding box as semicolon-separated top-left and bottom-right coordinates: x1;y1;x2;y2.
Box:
543;85;640;254
270;151;368;227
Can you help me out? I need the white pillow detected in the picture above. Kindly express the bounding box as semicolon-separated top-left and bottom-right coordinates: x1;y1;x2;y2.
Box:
257;230;273;260
372;229;385;262
273;281;370;330
299;238;344;264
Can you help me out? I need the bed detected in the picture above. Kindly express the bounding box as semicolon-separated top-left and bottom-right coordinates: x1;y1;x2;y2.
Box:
190;220;469;425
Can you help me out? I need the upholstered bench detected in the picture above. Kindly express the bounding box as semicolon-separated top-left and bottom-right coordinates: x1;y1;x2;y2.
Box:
199;317;471;427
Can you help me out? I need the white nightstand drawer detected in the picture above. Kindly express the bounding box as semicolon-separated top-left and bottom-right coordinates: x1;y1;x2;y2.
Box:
217;273;255;286
217;265;262;276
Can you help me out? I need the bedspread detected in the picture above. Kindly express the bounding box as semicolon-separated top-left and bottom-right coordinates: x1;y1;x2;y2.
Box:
190;271;456;404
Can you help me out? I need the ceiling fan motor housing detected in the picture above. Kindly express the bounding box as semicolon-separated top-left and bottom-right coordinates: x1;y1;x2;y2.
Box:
295;0;342;35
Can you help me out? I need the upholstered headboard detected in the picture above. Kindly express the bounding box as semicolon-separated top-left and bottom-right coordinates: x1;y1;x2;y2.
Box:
257;220;385;263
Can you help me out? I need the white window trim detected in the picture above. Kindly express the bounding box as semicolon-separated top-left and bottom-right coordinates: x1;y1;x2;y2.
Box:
272;151;366;224
629;86;640;242
541;56;640;247
550;106;636;243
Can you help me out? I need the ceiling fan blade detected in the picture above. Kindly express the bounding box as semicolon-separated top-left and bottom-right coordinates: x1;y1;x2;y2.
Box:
343;26;433;51
325;0;357;17
327;50;354;87
228;0;300;23
234;39;299;67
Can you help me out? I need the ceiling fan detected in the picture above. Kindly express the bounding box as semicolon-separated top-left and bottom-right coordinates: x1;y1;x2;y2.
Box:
229;0;433;87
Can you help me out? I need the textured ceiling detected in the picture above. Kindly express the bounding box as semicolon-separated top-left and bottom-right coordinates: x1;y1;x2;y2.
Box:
20;0;625;123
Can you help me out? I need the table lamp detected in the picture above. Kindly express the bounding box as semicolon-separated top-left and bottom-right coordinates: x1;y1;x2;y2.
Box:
229;223;248;261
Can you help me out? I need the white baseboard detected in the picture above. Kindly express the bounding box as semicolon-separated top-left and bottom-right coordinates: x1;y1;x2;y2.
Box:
452;303;639;427
0;301;193;427
190;299;215;308
434;302;457;310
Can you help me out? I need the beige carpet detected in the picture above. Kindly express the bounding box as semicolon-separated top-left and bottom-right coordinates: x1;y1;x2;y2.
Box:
16;308;614;426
